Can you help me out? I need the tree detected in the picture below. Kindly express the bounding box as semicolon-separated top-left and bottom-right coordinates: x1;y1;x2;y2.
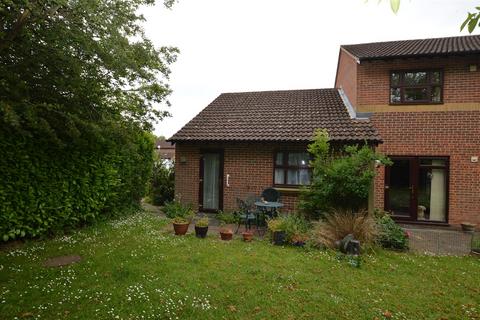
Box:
368;0;480;33
0;0;178;240
0;0;178;143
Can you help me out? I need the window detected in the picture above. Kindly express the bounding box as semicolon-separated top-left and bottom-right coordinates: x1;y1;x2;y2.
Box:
274;152;311;186
390;70;443;104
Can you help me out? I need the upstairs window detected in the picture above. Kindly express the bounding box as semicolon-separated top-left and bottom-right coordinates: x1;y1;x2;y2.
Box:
390;70;443;104
274;152;311;186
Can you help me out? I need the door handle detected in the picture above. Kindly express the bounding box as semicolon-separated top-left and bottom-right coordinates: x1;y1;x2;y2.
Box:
410;185;415;196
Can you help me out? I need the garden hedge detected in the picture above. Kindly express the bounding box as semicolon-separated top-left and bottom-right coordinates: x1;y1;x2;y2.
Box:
0;122;154;241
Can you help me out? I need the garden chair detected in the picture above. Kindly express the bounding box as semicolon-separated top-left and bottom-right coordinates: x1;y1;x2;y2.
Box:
234;198;256;234
261;187;279;202
260;188;281;218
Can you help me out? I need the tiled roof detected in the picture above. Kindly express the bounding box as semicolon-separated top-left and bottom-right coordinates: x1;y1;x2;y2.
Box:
168;89;381;143
155;139;175;149
342;35;480;61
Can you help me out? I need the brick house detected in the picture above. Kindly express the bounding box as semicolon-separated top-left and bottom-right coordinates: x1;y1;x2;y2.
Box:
169;89;381;213
169;35;480;227
155;138;175;161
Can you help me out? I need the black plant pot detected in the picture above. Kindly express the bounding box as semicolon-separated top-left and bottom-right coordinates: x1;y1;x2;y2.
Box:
195;226;208;238
272;231;286;245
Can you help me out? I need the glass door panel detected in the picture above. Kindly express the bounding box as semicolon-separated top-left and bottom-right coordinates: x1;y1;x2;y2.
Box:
202;153;221;211
417;162;447;222
386;159;412;217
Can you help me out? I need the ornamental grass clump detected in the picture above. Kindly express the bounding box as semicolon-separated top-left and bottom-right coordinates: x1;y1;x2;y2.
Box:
311;209;378;249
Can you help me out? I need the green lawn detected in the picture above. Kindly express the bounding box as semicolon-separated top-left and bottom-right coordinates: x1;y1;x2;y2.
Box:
0;211;479;320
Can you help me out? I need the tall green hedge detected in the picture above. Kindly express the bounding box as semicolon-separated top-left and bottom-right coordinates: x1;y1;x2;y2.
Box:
0;122;154;241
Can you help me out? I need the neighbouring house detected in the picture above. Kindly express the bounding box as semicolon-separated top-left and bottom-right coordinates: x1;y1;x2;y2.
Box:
336;35;480;227
155;138;175;161
169;34;480;228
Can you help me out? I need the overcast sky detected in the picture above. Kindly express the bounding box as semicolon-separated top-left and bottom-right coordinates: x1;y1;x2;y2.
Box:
142;0;479;139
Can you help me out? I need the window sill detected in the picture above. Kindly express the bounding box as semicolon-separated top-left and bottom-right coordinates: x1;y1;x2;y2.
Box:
273;187;308;194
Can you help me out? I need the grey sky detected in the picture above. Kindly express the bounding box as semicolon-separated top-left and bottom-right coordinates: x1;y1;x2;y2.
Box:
142;0;479;138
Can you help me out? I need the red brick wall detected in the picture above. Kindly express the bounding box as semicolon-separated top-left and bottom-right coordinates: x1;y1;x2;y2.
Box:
357;56;480;107
335;54;480;226
335;49;358;107
372;111;480;226
174;142;308;213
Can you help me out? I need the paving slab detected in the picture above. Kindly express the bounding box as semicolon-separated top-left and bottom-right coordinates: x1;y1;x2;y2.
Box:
402;226;474;255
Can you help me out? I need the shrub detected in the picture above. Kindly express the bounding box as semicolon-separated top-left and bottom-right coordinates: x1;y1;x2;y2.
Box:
163;200;194;224
0;122;154;241
281;214;311;243
375;211;409;250
147;158;174;206
310;209;378;249
299;129;391;219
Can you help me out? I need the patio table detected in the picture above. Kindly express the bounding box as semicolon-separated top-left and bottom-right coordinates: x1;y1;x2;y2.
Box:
254;201;283;235
254;201;284;210
254;201;283;219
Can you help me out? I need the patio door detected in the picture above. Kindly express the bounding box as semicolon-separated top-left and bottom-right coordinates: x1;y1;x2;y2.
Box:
199;151;223;212
385;157;448;223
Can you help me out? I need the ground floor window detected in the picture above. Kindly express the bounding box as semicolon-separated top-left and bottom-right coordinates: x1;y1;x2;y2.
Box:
385;156;448;223
274;151;311;186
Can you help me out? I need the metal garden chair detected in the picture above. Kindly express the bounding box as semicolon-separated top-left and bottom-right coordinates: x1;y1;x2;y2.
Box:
234;198;256;234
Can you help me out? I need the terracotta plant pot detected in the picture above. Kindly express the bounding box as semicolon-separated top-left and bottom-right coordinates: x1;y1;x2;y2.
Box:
173;222;189;235
272;230;286;245
220;230;233;241
195;226;208;238
242;232;254;242
461;222;476;232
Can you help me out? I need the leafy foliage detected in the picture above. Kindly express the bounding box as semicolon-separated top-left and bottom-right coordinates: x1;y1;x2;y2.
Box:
147;158;174;206
195;217;209;227
300;129;391;219
371;0;480;33
163;200;194;224
217;211;238;224
0;123;154;241
276;214;311;243
461;6;480;33
1;0;178;138
0;0;176;240
375;211;409;250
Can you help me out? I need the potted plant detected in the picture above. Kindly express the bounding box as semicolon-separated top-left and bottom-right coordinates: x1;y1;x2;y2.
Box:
267;218;286;245
242;230;254;242
461;222;476;232
163;200;194;236
219;223;233;241
195;217;209;238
